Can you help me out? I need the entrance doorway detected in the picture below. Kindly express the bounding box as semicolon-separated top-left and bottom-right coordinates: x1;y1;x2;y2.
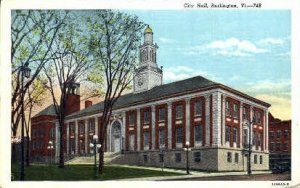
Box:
111;121;122;153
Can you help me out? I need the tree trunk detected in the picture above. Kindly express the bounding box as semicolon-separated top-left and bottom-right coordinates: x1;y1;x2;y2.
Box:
58;116;65;168
26;136;30;166
11;130;17;163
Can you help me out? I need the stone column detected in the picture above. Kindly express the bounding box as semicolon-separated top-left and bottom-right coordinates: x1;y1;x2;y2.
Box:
185;97;191;145
264;109;269;152
75;120;78;154
221;95;226;146
137;108;141;151
239;102;243;148
167;101;172;149
151;105;156;150
205;95;210;146
55;122;60;158
66;122;69;155
122;112;126;151
85;119;88;154
212;92;222;147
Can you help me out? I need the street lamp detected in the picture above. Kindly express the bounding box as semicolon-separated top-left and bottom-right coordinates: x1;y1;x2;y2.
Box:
47;141;54;165
243;119;254;175
159;144;165;172
89;135;101;178
20;62;31;180
183;141;191;175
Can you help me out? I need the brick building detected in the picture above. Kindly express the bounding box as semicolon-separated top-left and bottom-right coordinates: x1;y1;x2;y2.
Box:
268;113;291;171
32;25;270;171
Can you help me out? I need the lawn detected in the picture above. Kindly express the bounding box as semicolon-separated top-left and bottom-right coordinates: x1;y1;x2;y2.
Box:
11;164;183;181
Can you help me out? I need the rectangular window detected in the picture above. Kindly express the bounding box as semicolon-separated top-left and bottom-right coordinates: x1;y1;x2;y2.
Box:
158;108;166;121
284;142;288;151
88;118;95;132
254;155;258;164
175;153;181;163
194;152;201;163
233;128;237;143
225;126;230;142
129;134;135;151
259;155;263;164
257;112;261;124
50;127;55;139
143;110;150;124
276;142;281;151
270;142;275;151
242;107;249;120
69;123;75;134
194;125;203;144
176;104;183;119
159;153;164;163
227;152;232;163
270;131;274;139
79;122;85;134
159;129;166;146
234;153;239;163
226;101;230;116
194;100;202;116
129;113;135;126
70;139;75;154
143;131;150;148
284;130;289;138
233;104;238;118
243;129;248;147
176;127;183;144
143;154;148;163
277;130;281;138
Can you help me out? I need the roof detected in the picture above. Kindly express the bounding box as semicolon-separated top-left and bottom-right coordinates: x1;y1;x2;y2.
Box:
33;104;57;118
65;75;270;120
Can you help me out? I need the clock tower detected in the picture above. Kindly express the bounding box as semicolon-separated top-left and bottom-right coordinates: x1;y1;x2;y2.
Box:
133;25;163;93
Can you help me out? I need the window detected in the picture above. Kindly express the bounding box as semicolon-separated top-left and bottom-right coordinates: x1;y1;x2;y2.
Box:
270;131;274;139
88;118;95;132
129;134;135;151
175;153;181;163
70;139;75;154
284;130;289;138
79;122;85;134
225;126;230;142
243;129;248;147
69;123;75;134
252;132;257;146
194;125;203;144
159;129;166;146
50;127;55;139
194;152;201;163
158;108;166;121
194;100;202;116
143;110;150;124
143;131;150;149
277;130;282;138
227;152;232;163
226;101;230;116
283;142;288;151
176;104;183;119
259;155;263;164
257;112;262;124
254;155;257;164
233;128;238;143
176;127;183;144
159;153;164;163
242;107;249;120
234;153;239;163
129;113;135;126
143;154;148;163
270;142;275;151
276;142;281;151
233;104;238;118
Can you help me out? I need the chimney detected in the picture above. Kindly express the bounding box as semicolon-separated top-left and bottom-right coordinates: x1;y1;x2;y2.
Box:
85;100;93;108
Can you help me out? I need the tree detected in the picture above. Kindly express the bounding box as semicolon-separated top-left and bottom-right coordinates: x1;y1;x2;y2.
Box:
87;10;145;174
42;13;94;168
11;10;68;160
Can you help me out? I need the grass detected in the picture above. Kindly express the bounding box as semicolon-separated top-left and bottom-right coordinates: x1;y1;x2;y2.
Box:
11;164;183;181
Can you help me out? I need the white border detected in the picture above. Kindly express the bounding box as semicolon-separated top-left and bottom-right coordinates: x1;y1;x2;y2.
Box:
1;0;300;187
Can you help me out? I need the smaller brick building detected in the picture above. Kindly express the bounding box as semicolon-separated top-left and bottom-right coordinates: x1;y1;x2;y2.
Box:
268;113;291;171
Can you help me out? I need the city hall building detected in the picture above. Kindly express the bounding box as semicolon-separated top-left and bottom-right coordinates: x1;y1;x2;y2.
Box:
31;26;270;171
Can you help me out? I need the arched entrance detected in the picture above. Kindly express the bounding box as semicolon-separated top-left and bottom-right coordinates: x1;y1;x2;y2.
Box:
111;121;122;153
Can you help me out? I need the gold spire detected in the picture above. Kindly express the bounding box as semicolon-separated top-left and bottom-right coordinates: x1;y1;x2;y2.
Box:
144;25;153;33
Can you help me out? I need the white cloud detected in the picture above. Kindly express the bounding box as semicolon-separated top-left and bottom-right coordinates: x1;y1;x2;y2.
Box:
258;38;285;46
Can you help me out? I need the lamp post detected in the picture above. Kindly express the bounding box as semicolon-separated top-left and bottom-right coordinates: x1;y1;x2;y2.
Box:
183;141;191;175
243;119;254;175
20;63;31;180
47;141;54;165
89;135;101;178
159;144;165;172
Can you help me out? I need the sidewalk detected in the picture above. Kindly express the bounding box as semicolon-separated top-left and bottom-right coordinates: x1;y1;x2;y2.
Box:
109;164;272;181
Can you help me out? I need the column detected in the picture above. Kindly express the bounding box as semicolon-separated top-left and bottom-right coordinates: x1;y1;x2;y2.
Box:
167;101;172;149
239;102;243;148
221;95;226;146
55;122;60;158
137;108;141;151
151;105;156;150
75;120;78;154
265;109;269;151
185;97;191;145
212;92;222;146
85;119;88;153
122;112;126;151
205;95;210;146
250;106;254;150
66;122;69;155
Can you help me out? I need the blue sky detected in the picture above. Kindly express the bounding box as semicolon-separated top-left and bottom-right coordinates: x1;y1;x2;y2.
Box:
126;10;291;119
